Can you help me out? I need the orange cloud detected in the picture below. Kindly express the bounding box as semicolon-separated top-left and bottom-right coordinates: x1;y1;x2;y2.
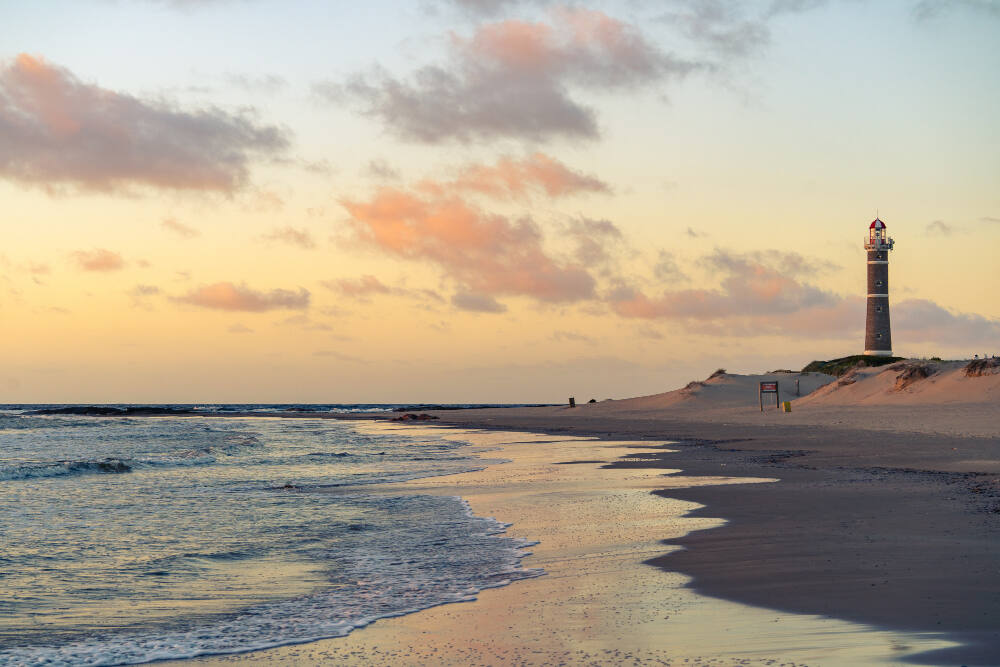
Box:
605;249;858;339
174;282;309;311
421;153;609;199
0;54;287;193
72;248;125;272
342;186;595;302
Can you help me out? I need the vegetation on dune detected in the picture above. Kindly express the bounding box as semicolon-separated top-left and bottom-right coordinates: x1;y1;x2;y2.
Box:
894;363;933;391
964;357;1000;377
801;355;904;377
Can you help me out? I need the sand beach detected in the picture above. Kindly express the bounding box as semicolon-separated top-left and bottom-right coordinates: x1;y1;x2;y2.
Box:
175;361;999;666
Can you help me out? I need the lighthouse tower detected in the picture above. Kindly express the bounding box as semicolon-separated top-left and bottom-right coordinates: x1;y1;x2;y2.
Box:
864;218;895;356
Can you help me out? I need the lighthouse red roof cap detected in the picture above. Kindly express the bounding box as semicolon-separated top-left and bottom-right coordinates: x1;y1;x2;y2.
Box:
870;218;886;229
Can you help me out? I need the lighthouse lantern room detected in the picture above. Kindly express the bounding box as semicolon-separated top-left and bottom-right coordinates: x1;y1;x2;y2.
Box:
863;218;895;356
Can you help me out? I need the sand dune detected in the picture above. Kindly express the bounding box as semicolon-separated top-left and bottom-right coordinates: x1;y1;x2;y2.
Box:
796;359;1000;406
585;370;835;415
441;359;998;439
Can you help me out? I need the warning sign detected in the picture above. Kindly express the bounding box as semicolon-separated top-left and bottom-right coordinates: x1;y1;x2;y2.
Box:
759;381;780;411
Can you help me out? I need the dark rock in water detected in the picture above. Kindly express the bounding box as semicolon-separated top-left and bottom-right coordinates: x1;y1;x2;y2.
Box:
390;413;440;422
95;459;132;473
61;458;132;474
391;405;462;412
588;398;597;403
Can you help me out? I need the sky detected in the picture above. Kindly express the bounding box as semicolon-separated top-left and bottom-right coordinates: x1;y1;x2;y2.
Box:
1;0;998;403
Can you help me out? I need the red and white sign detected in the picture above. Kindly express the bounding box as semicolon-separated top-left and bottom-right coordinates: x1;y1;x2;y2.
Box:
759;382;778;392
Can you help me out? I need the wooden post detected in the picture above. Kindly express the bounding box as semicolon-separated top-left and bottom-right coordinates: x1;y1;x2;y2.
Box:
568;397;576;408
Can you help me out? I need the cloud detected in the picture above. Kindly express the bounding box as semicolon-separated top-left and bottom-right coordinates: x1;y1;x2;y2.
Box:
551;329;595;343
981;216;1000;224
894;299;1000;345
341;186;595;302
365;159;401;181
278;314;333;330
609;249;841;324
324;274;444;303
313;349;363;362
130;284;160;296
766;0;831;18
262;226;316;249
605;247;998;346
162;217;200;238
660;0;771;59
325;8;697;143
912;0;1000;20
451;291;507;312
434;152;610;199
129;283;161;307
0;54;288;193
328;274;392;299
224;72;287;94
72;248;125;272
26;262;50;275
654;250;687;282
567;217;622;265
174;282;309;311
925;219;953;235
227;323;254;334
443;0;534;16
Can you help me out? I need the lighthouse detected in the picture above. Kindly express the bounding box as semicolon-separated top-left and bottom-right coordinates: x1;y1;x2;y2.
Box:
864;218;895;356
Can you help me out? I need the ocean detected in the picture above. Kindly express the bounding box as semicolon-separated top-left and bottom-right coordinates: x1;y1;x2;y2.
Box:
0;406;543;666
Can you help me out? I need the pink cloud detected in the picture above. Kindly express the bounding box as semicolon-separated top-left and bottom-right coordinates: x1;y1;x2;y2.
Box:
610;250;838;321
72;248;125;272
606;248;999;346
341;186;595;302
0;54;287;193
174;282;309;311
895;298;1000;345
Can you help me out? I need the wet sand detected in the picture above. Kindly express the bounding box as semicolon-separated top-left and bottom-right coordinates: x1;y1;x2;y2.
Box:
168;422;972;667
420;406;1000;666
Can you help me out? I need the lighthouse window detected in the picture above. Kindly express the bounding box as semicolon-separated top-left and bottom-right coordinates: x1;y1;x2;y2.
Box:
876;306;883;312
876;280;884;287
876;333;882;339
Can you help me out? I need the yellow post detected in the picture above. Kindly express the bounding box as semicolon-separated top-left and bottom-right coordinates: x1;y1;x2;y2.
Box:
782;401;792;413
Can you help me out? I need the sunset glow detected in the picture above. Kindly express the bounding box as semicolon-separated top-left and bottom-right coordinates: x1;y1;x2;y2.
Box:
2;0;998;403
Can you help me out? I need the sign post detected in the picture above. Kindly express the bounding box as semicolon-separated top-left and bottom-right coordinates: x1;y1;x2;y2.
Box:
759;381;779;412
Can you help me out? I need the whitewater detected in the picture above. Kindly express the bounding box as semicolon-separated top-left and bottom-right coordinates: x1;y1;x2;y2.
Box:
0;408;541;666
